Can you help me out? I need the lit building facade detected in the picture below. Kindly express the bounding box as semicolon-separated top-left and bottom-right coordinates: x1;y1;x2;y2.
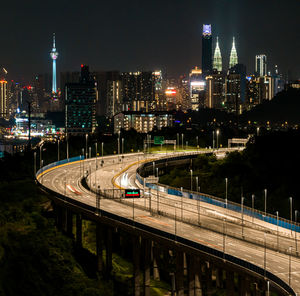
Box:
189;67;206;110
0;79;8;119
205;71;225;109
114;111;174;134
213;37;222;72
202;24;213;75
65;65;97;135
255;54;267;77
229;37;238;69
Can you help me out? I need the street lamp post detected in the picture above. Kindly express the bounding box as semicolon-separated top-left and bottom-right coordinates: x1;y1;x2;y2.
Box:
85;134;88;159
216;130;219;149
66;134;69;160
276;211;279;251
177;133;179;150
190;169;193;191
289;246;292;287
252;194;255;223
212;131;215;150
122;138;124;156
264;189;267;217
117;131;120;158
39;143;44;169
295;210;298;254
264;232;267;279
181;186;183;220
290;197;293;235
153;161;155;176
57;139;60;162
181;134;184;151
241;196;245;237
34;152;37;176
89;147;91;159
101;142;104;161
225;178;228;207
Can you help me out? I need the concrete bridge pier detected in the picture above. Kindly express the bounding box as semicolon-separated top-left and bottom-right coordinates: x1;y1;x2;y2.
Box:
152;242;160;281
226;269;235;295
175;251;184;296
143;239;151;296
106;227;113;276
205;261;213;295
76;214;82;248
66;209;73;237
194;258;203;296
96;223;104;274
132;235;141;296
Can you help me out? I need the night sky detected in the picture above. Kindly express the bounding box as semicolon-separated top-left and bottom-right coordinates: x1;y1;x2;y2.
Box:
2;0;300;83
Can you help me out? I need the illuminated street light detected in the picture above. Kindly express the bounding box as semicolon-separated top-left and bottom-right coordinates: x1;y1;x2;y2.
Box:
225;178;228;207
57;139;60;161
264;189;267;217
216;129;220;149
190;169;193;191
85;133;88;159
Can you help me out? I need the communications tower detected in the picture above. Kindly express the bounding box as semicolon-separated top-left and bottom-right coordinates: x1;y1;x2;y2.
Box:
50;33;58;93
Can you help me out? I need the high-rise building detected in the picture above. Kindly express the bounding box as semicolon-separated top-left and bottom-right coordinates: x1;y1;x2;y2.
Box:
202;24;213;74
255;54;267;76
229;37;238;69
189;67;206;110
273;65;285;95
50;33;58;93
121;71;156;112
213;37;222;72
205;71;225;109
0;79;8;119
65;65;97;135
225;64;246;115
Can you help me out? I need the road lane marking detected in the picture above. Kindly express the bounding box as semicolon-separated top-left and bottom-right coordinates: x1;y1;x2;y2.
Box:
138;215;171;227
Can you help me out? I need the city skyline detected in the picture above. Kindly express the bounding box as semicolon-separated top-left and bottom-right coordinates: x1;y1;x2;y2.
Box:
0;0;299;82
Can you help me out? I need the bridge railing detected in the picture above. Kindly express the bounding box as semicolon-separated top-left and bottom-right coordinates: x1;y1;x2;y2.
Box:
136;156;300;234
36;178;296;296
36;156;84;179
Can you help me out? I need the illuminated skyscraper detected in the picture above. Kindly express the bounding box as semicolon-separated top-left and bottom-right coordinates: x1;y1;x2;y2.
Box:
0;79;8;119
202;24;212;74
213;37;222;72
255;54;267;76
229;37;238;69
50;33;58;93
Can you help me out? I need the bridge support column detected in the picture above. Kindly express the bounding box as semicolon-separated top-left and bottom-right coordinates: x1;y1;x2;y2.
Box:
143;239;151;296
76;214;82;248
194;259;203;296
106;227;113;276
133;235;141;296
96;224;103;274
187;255;195;296
215;267;223;289
152;243;160;281
54;204;63;230
66;209;73;237
239;274;251;295
175;251;184;296
205;262;213;295
226;270;235;295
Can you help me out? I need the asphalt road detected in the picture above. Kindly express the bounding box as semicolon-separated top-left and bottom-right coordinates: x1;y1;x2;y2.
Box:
38;151;300;294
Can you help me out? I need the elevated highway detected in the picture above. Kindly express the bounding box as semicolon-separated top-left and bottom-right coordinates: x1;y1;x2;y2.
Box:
37;150;300;295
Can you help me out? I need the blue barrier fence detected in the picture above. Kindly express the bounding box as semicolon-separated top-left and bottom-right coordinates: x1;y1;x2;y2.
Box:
36;156;84;178
137;172;300;233
38;180;296;296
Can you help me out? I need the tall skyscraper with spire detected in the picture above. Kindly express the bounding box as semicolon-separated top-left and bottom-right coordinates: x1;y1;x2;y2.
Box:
50;33;58;93
229;37;238;69
213;37;222;71
202;24;213;75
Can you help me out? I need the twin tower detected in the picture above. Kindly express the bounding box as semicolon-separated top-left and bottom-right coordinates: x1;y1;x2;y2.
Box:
202;24;238;73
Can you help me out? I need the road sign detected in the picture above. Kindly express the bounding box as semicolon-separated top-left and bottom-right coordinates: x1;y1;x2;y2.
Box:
125;189;141;198
154;136;164;145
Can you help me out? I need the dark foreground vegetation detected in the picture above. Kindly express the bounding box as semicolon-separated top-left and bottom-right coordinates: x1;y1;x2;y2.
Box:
160;130;300;219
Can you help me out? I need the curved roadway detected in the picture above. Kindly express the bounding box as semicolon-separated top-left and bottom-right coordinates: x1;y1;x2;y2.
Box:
38;151;300;295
